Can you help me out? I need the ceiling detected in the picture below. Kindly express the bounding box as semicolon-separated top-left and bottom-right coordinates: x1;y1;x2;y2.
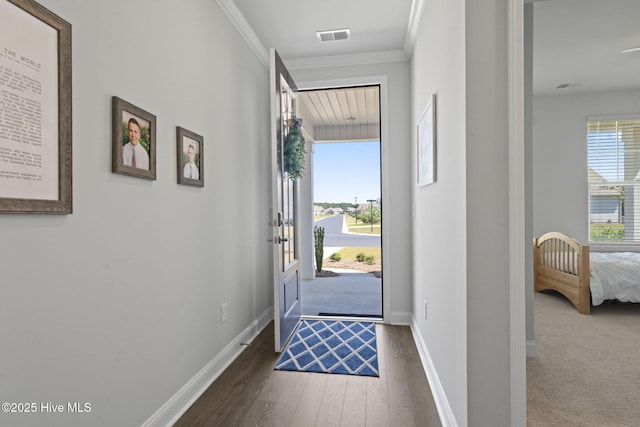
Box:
533;0;640;96
229;0;403;141
233;0;413;60
228;0;640;95
224;0;640;136
298;86;380;143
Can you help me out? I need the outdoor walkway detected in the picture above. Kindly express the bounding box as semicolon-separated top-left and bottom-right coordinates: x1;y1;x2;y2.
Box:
301;269;382;317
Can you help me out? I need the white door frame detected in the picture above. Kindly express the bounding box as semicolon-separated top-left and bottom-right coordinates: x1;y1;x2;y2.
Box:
297;75;390;323
509;0;526;424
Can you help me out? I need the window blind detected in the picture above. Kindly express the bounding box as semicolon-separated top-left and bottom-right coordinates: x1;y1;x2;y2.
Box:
588;119;640;243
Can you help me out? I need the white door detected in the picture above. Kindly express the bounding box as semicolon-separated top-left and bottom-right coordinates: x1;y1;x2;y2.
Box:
270;49;302;351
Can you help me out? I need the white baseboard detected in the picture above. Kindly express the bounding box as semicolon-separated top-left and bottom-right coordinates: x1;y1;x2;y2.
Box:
526;340;538;358
141;308;273;427
410;316;459;427
387;310;412;325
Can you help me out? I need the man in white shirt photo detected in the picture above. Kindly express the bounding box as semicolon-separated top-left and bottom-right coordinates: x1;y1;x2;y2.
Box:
183;143;199;180
122;117;149;169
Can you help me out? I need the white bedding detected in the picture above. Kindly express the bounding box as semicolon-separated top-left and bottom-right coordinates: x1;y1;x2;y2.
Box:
590;252;640;306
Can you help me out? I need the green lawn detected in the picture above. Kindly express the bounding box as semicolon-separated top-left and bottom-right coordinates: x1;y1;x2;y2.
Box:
345;214;381;235
590;222;624;241
335;247;381;261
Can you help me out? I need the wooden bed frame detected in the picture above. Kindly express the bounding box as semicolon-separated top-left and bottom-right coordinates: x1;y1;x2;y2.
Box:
533;232;591;314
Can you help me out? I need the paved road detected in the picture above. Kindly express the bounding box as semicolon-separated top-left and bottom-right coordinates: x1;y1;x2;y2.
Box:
314;215;381;247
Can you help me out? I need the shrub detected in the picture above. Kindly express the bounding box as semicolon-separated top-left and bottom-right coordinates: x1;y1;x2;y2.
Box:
360;208;381;224
355;252;366;262
314;226;325;272
364;255;376;265
329;252;342;261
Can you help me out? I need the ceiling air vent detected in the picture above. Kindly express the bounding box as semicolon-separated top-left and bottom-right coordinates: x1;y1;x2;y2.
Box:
316;29;350;42
555;83;581;90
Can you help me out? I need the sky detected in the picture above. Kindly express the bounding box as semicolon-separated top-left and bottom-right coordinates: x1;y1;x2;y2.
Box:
313;141;381;204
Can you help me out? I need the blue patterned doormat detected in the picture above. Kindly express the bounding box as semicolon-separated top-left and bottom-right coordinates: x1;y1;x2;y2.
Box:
275;319;379;377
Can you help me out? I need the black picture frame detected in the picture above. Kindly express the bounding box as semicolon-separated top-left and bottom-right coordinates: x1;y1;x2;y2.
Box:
176;126;204;187
112;96;156;180
0;0;72;213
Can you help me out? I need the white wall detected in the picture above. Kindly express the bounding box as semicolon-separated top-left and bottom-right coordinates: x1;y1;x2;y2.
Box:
411;0;513;425
291;61;413;322
533;90;640;243
465;1;511;424
411;0;467;423
525;2;537;356
0;1;272;426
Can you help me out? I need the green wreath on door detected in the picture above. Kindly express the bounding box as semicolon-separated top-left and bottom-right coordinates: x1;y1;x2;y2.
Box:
283;116;306;179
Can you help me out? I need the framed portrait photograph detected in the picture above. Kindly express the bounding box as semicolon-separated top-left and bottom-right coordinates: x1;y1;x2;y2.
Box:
0;0;72;213
112;96;156;180
418;93;437;187
176;126;204;187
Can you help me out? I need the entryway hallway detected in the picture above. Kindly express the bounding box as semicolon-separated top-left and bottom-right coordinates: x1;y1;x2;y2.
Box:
175;321;441;426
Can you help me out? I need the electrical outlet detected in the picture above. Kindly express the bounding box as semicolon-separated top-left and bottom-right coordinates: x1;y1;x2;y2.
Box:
221;303;228;323
423;300;428;320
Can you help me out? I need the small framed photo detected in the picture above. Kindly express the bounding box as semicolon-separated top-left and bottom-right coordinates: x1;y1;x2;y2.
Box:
177;127;204;187
112;96;156;180
418;93;437;187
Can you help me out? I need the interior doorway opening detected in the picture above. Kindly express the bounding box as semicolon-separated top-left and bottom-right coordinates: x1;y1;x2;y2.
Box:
297;85;383;319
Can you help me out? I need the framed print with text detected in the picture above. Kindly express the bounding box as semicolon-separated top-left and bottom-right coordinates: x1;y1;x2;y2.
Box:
0;0;72;213
176;126;204;187
112;96;156;180
418;93;436;187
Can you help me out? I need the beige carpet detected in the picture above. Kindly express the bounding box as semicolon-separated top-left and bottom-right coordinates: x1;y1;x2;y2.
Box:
527;291;640;426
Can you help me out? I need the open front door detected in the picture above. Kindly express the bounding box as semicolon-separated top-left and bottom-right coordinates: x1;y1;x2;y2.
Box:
270;49;302;352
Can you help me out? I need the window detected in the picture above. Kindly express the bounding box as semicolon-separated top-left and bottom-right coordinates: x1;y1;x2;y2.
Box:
588;119;640;244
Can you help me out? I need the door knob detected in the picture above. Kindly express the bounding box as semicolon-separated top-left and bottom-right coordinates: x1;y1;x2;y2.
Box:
268;236;289;244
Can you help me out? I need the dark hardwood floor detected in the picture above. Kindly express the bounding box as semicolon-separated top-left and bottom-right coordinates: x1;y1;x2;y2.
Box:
174;321;441;427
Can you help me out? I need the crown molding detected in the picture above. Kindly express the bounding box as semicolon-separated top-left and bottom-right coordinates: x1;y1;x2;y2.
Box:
404;0;426;56
285;49;409;71
216;0;269;69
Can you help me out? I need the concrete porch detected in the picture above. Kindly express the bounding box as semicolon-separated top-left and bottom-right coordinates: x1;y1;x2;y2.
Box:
301;269;382;317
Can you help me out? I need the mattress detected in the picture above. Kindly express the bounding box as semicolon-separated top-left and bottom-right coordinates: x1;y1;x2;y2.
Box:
590;252;640;306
